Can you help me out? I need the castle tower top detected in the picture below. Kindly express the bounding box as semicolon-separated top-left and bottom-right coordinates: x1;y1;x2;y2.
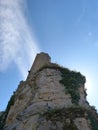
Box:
27;52;51;80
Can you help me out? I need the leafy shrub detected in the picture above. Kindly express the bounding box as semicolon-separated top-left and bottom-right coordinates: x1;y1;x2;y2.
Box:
42;107;86;130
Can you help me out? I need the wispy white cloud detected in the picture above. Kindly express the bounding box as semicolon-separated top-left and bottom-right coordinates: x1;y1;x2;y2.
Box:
0;0;40;79
75;0;87;24
76;6;86;24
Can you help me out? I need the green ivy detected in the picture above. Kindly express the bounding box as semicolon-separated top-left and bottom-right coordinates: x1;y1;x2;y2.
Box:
0;112;6;130
37;64;86;105
59;68;86;105
87;111;98;130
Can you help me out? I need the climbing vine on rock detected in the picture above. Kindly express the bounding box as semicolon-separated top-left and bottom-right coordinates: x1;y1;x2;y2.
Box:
59;68;86;105
37;64;86;105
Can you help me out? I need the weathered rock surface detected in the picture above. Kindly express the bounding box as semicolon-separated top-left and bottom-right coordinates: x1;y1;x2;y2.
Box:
1;52;98;130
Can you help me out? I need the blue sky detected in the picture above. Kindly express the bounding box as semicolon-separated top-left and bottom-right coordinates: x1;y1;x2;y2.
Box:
0;0;98;111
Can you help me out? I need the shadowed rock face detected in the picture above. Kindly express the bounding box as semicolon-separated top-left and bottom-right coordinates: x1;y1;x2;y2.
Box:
1;52;98;130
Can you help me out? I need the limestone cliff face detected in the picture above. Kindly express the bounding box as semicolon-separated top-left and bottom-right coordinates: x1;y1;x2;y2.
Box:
1;52;98;130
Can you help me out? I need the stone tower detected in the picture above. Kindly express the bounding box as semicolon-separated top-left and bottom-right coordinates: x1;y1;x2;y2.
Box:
27;52;51;80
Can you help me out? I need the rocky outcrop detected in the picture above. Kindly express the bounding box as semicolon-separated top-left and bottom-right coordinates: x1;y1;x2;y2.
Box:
1;52;98;130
